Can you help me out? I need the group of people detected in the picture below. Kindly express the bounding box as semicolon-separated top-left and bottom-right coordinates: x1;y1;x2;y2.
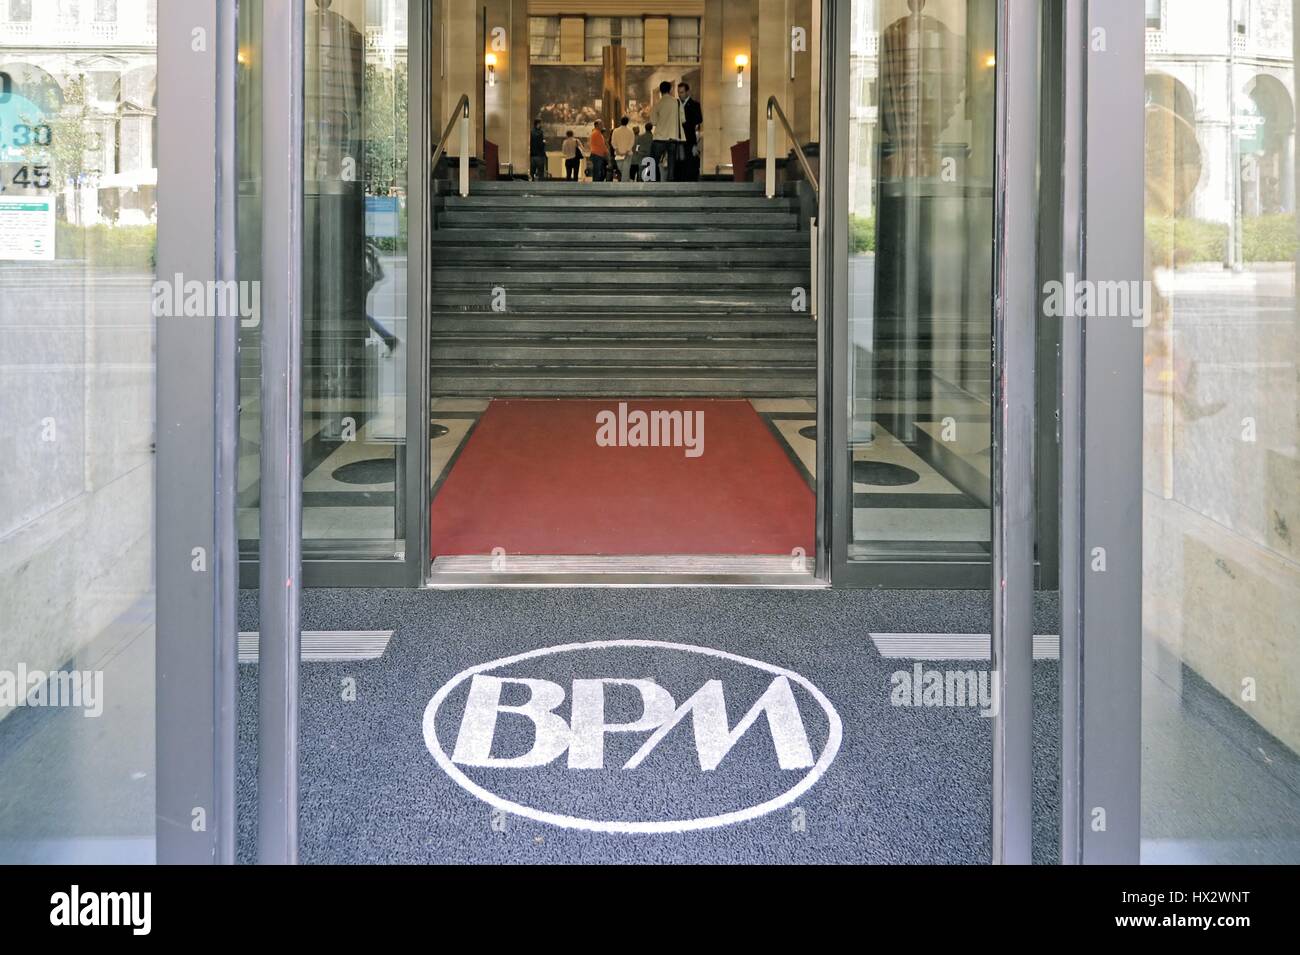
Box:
529;81;704;183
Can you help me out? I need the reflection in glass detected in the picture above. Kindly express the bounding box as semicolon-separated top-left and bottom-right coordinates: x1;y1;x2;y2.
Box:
1142;4;1300;863
238;0;410;558
846;0;996;563
0;5;158;861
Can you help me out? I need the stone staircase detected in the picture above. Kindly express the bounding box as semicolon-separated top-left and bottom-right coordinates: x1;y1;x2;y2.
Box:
428;180;817;397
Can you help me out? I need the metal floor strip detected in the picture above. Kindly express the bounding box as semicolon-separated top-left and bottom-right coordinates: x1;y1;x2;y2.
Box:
870;633;1061;661
237;630;394;663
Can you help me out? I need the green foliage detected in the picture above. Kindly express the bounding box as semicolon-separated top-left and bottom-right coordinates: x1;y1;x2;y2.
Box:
1146;214;1298;264
363;62;409;195
56;222;157;269
17;76;99;222
849;213;875;254
1242;214;1298;262
1145;217;1226;265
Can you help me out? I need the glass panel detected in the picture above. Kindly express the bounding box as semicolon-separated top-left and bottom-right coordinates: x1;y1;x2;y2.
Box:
238;0;411;561
844;0;996;566
0;6;157;862
237;0;263;550
1141;2;1300;863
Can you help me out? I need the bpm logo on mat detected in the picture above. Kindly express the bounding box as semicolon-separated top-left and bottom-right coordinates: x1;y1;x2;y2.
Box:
423;640;842;833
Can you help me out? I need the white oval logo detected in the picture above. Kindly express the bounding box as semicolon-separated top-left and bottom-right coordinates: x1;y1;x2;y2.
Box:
423;639;843;833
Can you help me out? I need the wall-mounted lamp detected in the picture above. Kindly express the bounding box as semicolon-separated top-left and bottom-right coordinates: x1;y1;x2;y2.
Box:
485;52;497;87
983;53;996;69
735;53;749;88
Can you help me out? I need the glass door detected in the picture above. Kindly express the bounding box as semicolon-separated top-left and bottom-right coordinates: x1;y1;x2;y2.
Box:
830;0;1000;588
1138;0;1300;864
237;0;426;588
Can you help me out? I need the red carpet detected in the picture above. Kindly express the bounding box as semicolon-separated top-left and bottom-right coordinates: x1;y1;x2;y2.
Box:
430;399;813;556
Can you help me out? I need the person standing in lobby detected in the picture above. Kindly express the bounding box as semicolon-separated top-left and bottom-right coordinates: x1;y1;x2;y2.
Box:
562;129;582;181
633;122;654;181
677;82;703;181
529;118;548;181
650;81;684;181
611;116;636;183
589;119;610;182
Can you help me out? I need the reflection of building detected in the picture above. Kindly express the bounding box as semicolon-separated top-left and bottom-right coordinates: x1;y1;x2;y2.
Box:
848;0;878;216
1146;0;1296;222
0;0;158;224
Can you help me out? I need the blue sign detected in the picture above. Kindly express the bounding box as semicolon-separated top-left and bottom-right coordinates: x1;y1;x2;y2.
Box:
366;195;400;238
0;92;49;163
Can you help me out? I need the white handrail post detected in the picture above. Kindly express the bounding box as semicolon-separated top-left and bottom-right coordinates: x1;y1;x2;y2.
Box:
765;111;776;199
459;102;470;197
810;217;818;319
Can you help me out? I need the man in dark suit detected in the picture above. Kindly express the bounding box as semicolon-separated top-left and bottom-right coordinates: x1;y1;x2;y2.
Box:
677;81;703;181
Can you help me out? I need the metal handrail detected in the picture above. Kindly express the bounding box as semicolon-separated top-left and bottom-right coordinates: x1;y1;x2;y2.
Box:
765;95;818;198
432;94;471;197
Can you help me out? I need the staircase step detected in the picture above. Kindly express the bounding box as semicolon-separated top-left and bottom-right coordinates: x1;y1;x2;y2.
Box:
428;291;804;311
430;229;806;246
439;210;799;229
464;180;766;196
430;268;809;287
428;366;816;398
429;247;809;267
430;340;816;364
429;314;816;335
443;194;799;211
429;178;815;398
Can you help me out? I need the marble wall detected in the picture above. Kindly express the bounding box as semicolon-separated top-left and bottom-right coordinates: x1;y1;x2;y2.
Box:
0;266;155;720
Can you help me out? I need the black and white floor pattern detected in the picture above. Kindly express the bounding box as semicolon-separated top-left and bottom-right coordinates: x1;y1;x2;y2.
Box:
237;396;485;546
752;397;991;558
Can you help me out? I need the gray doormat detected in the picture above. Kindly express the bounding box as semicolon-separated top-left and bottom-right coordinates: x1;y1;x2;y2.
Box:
236;588;1061;863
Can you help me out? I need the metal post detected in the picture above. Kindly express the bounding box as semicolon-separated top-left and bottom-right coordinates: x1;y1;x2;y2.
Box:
258;0;305;865
459;99;470;197
1072;0;1145;865
990;0;1040;865
1057;0;1087;865
810;219;819;320
212;0;240;867
155;0;237;865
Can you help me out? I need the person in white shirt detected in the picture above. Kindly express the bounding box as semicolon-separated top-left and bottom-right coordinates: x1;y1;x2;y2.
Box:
561;130;582;181
610;115;636;183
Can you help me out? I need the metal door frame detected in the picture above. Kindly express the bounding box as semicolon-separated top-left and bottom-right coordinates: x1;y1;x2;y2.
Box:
1056;0;1144;865
155;0;239;865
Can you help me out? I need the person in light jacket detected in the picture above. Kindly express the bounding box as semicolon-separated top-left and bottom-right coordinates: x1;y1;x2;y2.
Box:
649;81;684;182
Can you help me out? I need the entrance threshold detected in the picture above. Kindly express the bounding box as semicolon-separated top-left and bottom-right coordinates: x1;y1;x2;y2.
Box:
426;554;824;588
